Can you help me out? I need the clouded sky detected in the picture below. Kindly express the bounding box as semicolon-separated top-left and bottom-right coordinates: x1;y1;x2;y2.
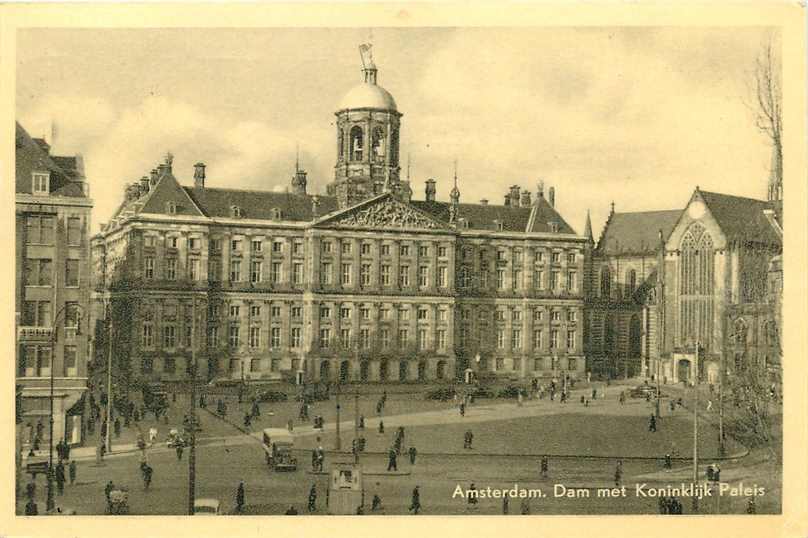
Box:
16;27;776;235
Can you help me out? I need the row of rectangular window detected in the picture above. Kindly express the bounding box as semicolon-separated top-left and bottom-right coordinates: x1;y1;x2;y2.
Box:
25;215;83;246
321;241;450;258
481;356;579;372
146;235;299;255
23;258;81;287
459;268;578;291
462;248;578;264
18;344;78;377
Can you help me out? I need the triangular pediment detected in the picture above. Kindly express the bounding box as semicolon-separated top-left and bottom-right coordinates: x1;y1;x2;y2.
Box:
314;193;451;231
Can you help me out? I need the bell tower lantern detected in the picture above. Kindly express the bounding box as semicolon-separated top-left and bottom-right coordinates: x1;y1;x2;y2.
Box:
328;45;402;208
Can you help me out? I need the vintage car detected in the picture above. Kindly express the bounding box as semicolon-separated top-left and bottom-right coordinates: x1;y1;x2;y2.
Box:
262;428;298;471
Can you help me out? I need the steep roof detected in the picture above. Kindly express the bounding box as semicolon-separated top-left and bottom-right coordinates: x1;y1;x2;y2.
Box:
411;194;576;234
15;122;88;198
184;187;338;221
698;190;781;246
598;209;681;255
139;168;204;217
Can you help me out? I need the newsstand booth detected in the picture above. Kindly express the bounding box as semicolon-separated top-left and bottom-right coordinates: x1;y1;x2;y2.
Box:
328;463;364;515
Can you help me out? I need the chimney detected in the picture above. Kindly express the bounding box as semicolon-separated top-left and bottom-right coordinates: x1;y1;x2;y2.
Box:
504;194;511;207
548;186;555;207
149;168;159;186
479;199;488;206
425;179;436;202
194;162;206;189
311;195;321;218
509;185;521;206
520;190;532;207
140;175;150;194
291;169;307;195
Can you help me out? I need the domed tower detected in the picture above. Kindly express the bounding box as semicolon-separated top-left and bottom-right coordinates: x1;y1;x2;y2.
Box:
329;45;402;208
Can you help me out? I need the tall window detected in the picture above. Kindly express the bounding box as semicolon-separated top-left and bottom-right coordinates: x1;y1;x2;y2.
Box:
65;259;79;286
230;260;241;282
418;266;429;287
567;271;577;292
189;259;200;281
372;126;385;161
25;258;52;286
141;324;154;347
497;329;506;349
497;269;505;290
417;329;428;351
361;264;372;286
600;266;611;298
341;263;352;285
291;327;302;348
679;223;715;346
381;329;391;349
166;259;177;280
437;329;446;350
321;262;333;285
251;261;262;283
533;330;542;350
381;265;391;285
319;328;331;348
67;217;82;246
26;215;55;244
270;327;281;348
163;325;176;348
626;269;637;296
399;266;410;287
550;329;559;349
271;262;282;284
32;172;50;194
567;330;576;350
350;126;364;161
229;325;240;348
511;329;522;350
293;263;304;285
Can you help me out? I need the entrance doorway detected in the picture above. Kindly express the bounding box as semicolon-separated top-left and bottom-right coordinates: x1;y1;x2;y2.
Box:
360;361;369;382
677;359;691;384
417;361;427;382
399;361;409;382
320;360;331;382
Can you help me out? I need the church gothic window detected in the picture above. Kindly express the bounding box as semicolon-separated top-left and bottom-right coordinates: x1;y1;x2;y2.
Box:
600;266;611;299
350;126;364;161
678;223;715;347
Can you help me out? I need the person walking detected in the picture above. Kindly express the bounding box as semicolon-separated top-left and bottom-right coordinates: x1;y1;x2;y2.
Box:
114;417;121;438
614;460;623;487
55;461;65;496
176;443;184;461
409;485;421;514
378;420;385;434
244;413;252;429
235;480;245;514
649;414;657;433
467;483;478;508
142;463;153;490
541;456;549;478
664;453;672;470
104;480;115;512
68;460;76;485
459;402;465;417
372;493;382;512
408;446;418;465
387;447;398;472
24;498;38;515
307;484;317;513
503;493;510;514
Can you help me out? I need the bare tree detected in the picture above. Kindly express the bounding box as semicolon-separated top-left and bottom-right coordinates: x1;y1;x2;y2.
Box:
751;37;783;191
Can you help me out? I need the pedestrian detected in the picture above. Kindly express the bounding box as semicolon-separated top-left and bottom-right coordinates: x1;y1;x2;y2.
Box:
142;463;153;490
585;398;590;407
26;481;36;501
287;419;294;432
69;460;76;485
614;460;623;487
104;480;115;510
372;493;382;512
466;430;474;450
468;483;478;507
664;453;672;470
251;400;260;418
670;400;676;413
244;413;252;429
409;485;421;514
387;447;398;472
64;441;71;461
359;415;365;430
541;456;549;478
746;498;756;514
503;493;510;514
706;400;712;411
311;449;319;471
236;480;245;514
520;497;531;514
114;418;121;438
176;443;184;461
459;402;466;417
285;505;298;515
55;461;65;495
658;496;668;514
36;418;44;440
376;401;383;415
649;414;657;433
394;436;402;456
378;420;385;434
592;388;597;400
408;446;418;465
307;484;317;513
25;497;38;515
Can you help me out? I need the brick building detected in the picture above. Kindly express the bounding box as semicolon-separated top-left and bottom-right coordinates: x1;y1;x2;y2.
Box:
15;122;93;445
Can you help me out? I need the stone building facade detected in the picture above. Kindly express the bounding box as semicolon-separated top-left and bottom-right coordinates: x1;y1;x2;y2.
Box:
90;52;589;387
15;122;93;445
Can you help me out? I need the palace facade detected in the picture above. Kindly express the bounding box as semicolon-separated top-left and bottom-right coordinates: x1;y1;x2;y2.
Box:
90;54;590;386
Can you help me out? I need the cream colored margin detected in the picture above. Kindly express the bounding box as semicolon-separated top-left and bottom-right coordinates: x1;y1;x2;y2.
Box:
0;3;805;538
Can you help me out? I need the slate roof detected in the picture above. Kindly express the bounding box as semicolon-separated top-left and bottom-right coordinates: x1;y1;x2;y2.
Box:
183;187;338;221
698;190;781;246
598;209;681;255
15;122;88;198
412;194;576;234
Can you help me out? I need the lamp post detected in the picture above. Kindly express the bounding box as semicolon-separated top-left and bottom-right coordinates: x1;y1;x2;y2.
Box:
46;302;87;512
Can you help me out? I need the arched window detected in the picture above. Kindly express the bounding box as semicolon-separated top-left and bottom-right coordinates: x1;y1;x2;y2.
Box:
231;205;242;218
679;223;715;346
372;127;385;162
627;269;637;296
350;126;364;161
600;266;611;299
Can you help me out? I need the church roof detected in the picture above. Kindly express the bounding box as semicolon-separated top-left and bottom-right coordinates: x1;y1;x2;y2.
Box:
698;190;781;246
338;82;398;112
598;209;681;255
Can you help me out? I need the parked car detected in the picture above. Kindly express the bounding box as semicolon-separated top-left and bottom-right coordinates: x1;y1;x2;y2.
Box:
425;387;456;401
629;384;665;398
193;498;221;515
257;390;289;403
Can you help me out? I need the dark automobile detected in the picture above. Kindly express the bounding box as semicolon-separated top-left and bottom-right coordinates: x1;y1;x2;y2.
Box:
257;390;289;403
629;385;665;398
425;387;456;401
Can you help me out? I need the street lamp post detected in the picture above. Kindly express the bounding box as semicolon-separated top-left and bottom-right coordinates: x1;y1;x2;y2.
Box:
46;302;87;512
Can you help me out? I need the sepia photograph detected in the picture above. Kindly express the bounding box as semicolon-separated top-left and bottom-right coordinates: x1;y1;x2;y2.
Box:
5;5;805;531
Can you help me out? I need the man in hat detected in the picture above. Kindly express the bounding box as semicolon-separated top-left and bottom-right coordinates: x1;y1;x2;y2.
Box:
409;485;421;514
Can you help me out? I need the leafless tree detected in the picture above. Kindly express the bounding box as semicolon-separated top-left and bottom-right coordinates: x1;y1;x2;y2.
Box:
750;36;782;189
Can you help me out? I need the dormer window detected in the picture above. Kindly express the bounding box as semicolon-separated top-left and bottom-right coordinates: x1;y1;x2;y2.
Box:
271;208;282;219
166;201;177;214
231;205;242;218
548;221;559;233
32;172;50;195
